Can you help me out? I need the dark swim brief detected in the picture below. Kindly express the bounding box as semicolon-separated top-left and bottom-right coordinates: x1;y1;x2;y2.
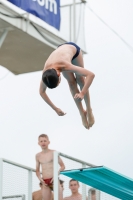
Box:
43;178;53;190
58;42;80;60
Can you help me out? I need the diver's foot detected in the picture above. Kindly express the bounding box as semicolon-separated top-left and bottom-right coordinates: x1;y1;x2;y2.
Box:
81;110;90;129
87;110;95;127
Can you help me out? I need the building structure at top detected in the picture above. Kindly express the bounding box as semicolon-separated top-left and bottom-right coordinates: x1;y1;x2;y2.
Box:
0;0;87;74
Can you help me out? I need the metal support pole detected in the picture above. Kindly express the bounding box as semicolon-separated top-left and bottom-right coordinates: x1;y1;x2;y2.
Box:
82;164;86;200
69;5;72;41
21;12;30;33
54;151;59;200
0;158;3;200
28;170;32;200
73;0;76;42
3;195;26;199
0;29;8;48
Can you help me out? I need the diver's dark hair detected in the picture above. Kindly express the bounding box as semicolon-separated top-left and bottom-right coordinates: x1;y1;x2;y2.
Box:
42;69;59;89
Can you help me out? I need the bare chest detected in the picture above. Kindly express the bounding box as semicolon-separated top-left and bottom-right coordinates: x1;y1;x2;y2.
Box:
39;152;53;165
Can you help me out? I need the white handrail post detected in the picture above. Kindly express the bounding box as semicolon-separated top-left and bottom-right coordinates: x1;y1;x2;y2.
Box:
73;0;76;42
69;5;72;41
54;151;59;200
0;158;3;200
28;169;32;200
82;164;86;200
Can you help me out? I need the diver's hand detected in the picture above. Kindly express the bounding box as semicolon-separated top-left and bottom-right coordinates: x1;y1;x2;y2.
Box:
55;108;66;116
74;92;84;101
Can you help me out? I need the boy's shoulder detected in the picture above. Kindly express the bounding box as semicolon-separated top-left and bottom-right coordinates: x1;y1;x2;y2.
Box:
35;151;42;158
48;149;56;155
49;149;55;152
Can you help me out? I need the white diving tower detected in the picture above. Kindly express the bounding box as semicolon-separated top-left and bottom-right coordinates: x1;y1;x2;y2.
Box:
0;0;87;75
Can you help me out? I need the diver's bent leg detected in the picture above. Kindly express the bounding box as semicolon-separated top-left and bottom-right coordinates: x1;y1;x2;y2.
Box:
76;75;95;127
63;71;89;129
72;50;95;127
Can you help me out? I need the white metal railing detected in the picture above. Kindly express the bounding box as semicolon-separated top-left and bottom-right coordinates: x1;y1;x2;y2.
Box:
54;152;120;200
53;151;96;200
0;158;36;200
0;153;120;200
2;195;25;199
60;1;86;50
59;152;96;167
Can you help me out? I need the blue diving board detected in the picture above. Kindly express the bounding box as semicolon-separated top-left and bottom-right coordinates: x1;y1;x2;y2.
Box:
60;166;133;200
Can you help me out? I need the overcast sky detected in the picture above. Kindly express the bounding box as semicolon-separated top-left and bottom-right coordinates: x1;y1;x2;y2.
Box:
0;0;133;181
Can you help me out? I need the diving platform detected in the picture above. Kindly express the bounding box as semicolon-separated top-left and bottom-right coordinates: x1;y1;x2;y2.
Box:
0;0;66;74
54;151;133;200
61;166;133;200
0;0;86;75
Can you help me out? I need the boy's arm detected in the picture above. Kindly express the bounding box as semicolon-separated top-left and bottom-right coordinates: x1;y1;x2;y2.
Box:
39;80;66;116
35;154;43;183
63;63;95;100
58;156;65;174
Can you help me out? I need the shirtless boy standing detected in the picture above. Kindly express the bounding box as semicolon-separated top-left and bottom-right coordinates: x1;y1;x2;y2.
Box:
39;42;95;129
35;134;65;200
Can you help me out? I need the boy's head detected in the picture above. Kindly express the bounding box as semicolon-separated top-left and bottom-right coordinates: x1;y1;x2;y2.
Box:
42;69;61;89
91;189;96;200
69;179;79;193
38;134;50;149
